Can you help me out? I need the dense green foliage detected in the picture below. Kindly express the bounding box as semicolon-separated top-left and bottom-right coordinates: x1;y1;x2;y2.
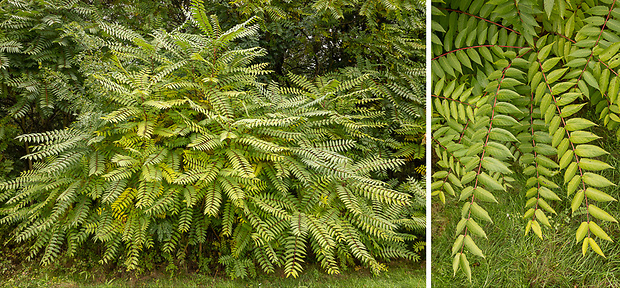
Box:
0;0;425;279
432;0;620;282
0;0;93;176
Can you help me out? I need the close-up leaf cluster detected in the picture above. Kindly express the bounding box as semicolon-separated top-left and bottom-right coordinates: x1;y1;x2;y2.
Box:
432;0;620;283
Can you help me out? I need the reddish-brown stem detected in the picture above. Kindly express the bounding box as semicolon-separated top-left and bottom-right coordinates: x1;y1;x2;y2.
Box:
438;7;521;35
513;0;525;31
458;120;470;143
432;45;527;60
598;58;620;78
551;31;576;43
573;0;616;90
528;92;542;223
459;49;532;254
536;59;591;228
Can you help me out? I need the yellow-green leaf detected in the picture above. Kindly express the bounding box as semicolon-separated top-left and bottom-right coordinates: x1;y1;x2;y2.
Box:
582;172;616;187
589;204;618;222
464;235;485;258
551;82;575;95
456;218;467;236
478;173;505;191
471;202;493;223
460;253;472;282
481;157;512;174
588;221;613;242
567;175;581;196
525;218;532;235
560;104;587;118
559;150;574;169
572;190;584;213
576;222;588;242
585;187;617;202
538;43;555;60
489;127;519;142
539;186;561;201
599;41;620;62
542;57;561;72
579;158;614;171
582;236;590;256
452;235;465;256
535;209;551;227
466;218;487;239
565;162;578;184
531;219;543;239
453;253;461;276
474;187;498;203
574;145;608;157
524;207;535;219
460;186;474;201
538;198;557;214
448;173;463;188
583;70;600;89
546;68;568;83
589;237;606;258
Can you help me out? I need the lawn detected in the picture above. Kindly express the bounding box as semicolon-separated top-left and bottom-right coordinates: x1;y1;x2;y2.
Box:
432;128;620;287
0;259;425;288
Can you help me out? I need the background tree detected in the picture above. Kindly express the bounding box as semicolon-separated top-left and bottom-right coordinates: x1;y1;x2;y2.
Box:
0;0;95;174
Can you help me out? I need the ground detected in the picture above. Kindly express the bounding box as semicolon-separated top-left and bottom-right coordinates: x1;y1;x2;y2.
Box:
0;258;425;288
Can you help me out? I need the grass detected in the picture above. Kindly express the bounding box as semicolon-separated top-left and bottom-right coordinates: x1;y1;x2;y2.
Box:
0;259;425;288
432;128;620;287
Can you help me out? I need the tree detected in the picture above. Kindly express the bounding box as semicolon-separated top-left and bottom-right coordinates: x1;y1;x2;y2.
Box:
431;0;620;281
0;0;98;175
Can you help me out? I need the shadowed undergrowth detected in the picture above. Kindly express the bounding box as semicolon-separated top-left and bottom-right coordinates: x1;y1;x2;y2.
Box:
0;258;424;288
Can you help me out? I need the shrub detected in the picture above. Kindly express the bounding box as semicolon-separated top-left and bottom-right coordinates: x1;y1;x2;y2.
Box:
0;1;423;279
